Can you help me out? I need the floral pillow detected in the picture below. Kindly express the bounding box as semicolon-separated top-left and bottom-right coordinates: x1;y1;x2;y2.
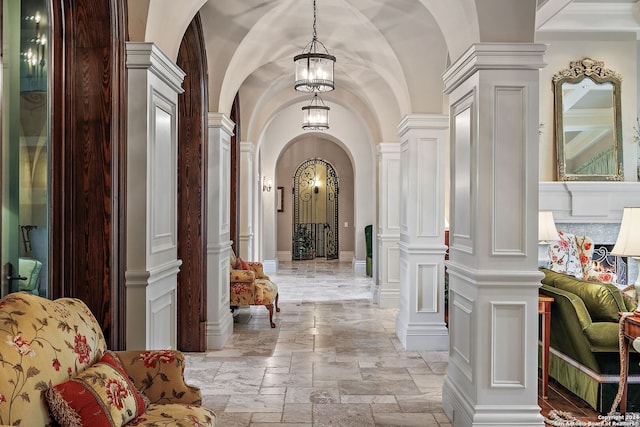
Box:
548;231;584;279
46;351;147;427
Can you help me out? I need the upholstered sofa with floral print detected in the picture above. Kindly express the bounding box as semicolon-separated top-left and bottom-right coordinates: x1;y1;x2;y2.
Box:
0;292;216;426
229;251;279;328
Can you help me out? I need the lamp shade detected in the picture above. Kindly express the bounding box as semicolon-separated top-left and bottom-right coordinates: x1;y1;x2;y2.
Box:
611;207;640;257
538;211;559;242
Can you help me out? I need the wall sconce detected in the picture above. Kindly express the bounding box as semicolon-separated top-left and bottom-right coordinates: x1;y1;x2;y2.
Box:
263;176;273;192
313;177;320;193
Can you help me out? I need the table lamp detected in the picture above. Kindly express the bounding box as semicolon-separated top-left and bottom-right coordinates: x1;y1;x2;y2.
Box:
611;207;640;315
538;211;560;268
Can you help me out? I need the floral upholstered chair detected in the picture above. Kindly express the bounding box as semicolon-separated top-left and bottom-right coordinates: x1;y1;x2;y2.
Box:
0;292;216;426
548;230;616;283
229;251;280;328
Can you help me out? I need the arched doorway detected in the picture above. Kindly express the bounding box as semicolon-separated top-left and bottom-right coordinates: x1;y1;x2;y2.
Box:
292;158;338;260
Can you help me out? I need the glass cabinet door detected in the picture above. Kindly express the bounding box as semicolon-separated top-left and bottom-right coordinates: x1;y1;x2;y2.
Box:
1;0;50;298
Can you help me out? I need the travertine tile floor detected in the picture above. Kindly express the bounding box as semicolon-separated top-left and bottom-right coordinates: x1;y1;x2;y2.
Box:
184;259;452;426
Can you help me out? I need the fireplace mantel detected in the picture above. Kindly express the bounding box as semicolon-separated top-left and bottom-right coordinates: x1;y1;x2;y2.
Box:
540;182;640;224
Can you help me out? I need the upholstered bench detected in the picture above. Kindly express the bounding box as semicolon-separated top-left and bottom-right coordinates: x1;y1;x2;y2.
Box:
229;251;280;328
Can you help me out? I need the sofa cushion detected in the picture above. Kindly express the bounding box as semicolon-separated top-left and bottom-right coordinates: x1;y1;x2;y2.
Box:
46;352;147;427
113;350;202;405
130;403;216;426
543;270;627;322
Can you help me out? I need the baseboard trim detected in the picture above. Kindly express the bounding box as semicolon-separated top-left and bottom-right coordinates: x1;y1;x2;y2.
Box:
262;259;278;274
353;259;366;274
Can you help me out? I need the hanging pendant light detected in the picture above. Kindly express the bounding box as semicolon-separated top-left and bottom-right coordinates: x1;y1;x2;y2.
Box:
294;0;336;93
302;93;330;130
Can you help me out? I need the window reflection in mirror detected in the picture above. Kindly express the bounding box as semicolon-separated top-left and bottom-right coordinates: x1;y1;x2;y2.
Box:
553;58;623;181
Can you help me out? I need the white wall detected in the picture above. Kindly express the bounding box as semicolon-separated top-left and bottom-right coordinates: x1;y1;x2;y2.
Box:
537;33;638;181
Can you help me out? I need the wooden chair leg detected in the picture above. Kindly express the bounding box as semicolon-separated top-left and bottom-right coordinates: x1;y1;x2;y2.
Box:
275;293;280;312
266;304;276;328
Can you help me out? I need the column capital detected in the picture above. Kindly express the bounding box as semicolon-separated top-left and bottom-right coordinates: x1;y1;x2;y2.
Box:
240;141;256;154
397;114;449;138
377;142;401;155
125;42;186;94
207;113;235;136
443;42;547;94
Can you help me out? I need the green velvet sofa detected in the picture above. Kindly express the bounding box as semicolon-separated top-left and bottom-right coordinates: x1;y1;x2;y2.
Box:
539;269;639;413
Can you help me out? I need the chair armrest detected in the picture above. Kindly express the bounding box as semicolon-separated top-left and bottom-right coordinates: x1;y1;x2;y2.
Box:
246;262;270;280
230;269;255;283
113;350;202;405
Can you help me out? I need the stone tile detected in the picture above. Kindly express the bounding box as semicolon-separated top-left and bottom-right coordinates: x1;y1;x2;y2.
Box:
339;380;421;396
312;403;375;426
213;412;251;427
262;372;313;388
361;367;413;382
285;387;339;404
374;412;441;426
283;403;312;423
251;412;282;423
225;394;285;413
314;361;362;381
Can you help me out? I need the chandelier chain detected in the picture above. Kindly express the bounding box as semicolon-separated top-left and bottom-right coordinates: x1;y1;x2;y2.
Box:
312;0;318;42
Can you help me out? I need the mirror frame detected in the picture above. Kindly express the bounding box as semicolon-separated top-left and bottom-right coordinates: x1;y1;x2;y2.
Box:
553;58;623;181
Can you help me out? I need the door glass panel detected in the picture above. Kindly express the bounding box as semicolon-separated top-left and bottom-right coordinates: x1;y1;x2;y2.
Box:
1;0;50;297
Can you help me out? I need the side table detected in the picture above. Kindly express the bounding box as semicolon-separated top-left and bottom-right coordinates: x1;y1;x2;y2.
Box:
539;295;554;399
620;313;640;414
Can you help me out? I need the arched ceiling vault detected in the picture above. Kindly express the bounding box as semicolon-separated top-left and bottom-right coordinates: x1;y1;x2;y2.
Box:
138;0;539;147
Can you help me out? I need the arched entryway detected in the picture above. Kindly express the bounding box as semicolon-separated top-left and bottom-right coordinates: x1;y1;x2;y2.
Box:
292;158;339;260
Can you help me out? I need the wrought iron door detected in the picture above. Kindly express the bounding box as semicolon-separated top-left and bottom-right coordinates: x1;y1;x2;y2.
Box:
292;158;338;260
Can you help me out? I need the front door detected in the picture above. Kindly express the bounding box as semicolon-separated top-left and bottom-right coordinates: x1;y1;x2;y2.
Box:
1;0;50;298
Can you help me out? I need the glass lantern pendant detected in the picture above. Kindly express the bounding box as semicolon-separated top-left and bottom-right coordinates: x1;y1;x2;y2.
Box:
302;94;330;130
294;0;335;93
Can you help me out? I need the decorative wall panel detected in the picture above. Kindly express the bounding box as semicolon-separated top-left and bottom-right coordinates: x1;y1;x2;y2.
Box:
451;292;473;382
151;101;177;253
417;263;438;312
150;288;176;350
386;158;401;231
452;96;474;253
493;87;526;256
491;302;525;387
417;139;439;238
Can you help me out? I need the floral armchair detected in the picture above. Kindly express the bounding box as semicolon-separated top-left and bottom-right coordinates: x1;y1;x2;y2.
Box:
548;230;616;283
0;292;216;426
229;251;280;328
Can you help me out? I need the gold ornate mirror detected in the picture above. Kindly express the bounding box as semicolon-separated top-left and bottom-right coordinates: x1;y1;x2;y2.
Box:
553;58;623;181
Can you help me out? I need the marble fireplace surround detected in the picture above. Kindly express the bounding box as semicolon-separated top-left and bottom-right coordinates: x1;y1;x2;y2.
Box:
540;182;640;286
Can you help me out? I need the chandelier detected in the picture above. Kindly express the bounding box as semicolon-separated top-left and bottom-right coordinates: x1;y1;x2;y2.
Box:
302;93;330;130
294;0;336;93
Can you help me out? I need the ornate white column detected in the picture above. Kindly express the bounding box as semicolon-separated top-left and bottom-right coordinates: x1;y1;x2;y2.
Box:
125;43;184;350
239;142;255;259
441;43;546;427
205;113;235;350
376;143;401;308
396;114;449;351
